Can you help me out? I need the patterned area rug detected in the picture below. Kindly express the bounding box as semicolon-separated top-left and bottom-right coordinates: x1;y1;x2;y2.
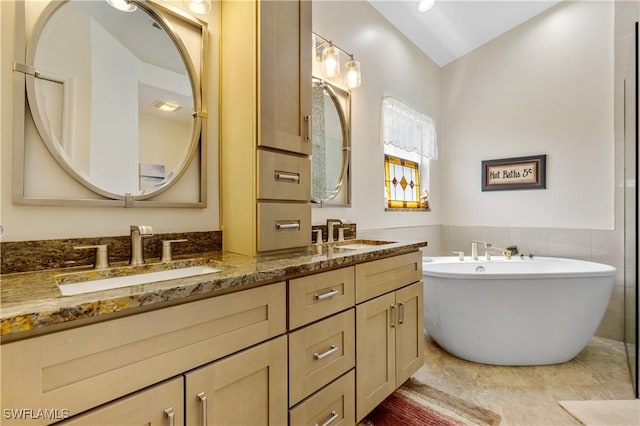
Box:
360;378;502;426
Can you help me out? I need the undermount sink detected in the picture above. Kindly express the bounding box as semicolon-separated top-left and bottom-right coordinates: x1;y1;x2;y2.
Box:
56;258;222;296
330;239;397;250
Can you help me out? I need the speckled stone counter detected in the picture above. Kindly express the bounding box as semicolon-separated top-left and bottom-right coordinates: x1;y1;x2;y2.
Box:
1;240;427;340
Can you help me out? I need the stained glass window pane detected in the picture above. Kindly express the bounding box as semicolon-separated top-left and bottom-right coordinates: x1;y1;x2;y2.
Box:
384;154;421;208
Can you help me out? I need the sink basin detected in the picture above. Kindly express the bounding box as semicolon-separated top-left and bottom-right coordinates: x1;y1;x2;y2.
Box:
56;259;222;296
330;239;397;250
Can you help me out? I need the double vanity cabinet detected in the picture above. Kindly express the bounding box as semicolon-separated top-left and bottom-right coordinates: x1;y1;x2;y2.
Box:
1;250;423;426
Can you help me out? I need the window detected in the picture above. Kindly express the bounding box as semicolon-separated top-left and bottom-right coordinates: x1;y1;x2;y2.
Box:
382;97;437;210
384;154;421;208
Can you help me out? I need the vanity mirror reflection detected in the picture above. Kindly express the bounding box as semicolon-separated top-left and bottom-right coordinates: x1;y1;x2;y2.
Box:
13;0;209;206
311;76;351;206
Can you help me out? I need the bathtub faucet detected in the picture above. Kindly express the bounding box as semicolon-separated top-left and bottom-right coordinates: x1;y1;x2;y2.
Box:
471;240;495;261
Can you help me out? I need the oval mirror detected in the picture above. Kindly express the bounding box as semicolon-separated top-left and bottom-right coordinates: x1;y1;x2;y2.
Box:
25;0;201;200
311;77;350;205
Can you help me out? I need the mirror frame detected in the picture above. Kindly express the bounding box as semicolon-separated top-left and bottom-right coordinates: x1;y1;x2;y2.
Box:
12;0;209;207
311;76;351;207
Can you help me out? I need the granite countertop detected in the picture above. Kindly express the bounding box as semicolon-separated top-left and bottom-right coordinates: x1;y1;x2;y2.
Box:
1;240;427;340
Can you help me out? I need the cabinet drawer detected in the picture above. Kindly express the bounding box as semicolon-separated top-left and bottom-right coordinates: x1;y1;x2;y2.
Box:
289;267;355;329
0;283;286;425
59;377;184;426
355;251;422;303
289;370;355;426
289;309;355;405
258;150;310;201
257;202;311;251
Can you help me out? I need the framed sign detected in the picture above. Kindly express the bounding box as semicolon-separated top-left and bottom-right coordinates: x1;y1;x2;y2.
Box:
481;155;546;191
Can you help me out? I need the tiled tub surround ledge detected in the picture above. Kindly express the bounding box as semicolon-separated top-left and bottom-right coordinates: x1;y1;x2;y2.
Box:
0;239;427;340
0;231;223;275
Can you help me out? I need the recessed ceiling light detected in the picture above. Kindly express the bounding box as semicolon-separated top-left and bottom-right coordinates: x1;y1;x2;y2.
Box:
106;0;137;13
153;100;182;112
418;0;436;13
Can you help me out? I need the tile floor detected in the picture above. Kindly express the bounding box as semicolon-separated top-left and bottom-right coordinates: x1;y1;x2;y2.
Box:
413;334;637;426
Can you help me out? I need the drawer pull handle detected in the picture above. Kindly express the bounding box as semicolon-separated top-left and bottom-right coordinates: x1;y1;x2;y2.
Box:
315;410;338;426
398;301;405;324
314;289;338;300
275;173;300;183
164;407;175;426
197;392;208;426
276;222;300;230
304;115;311;142
313;345;338;360
390;304;397;328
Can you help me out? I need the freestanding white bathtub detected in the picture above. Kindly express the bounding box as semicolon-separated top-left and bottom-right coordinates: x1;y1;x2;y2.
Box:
422;256;615;366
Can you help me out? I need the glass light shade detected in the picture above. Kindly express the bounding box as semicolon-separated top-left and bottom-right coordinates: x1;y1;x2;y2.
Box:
184;0;211;15
418;0;436;13
345;59;361;88
322;45;340;78
106;0;137;12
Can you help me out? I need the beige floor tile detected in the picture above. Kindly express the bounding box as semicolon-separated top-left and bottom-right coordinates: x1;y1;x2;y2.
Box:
414;334;636;426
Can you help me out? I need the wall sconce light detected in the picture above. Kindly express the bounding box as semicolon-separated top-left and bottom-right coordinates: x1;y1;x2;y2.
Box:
322;44;340;78
184;0;211;15
106;0;137;12
314;32;362;89
345;57;361;89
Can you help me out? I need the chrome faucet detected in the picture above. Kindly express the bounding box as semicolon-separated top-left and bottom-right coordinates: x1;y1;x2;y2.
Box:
130;225;154;265
326;219;343;243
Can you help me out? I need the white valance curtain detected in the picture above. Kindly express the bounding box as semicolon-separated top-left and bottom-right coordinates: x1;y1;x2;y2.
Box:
382;97;438;160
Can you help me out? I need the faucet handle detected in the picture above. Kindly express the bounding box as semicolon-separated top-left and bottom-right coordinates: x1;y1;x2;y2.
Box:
452;251;464;261
74;244;109;269
161;239;188;262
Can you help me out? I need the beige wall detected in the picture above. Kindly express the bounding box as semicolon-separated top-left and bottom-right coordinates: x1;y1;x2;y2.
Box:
441;1;615;231
0;0;220;241
311;0;443;233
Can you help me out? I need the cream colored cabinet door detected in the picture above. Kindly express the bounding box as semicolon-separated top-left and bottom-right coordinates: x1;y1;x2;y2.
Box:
395;282;424;385
59;377;183;426
355;292;396;422
355;282;424;422
185;336;288;426
259;0;312;155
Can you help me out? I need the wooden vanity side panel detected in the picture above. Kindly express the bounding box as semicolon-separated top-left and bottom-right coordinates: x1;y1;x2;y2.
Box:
354;251;422;303
288;266;355;329
0;283;286;425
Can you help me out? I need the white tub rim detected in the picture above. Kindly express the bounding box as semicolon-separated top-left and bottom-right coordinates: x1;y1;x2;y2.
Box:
422;256;616;280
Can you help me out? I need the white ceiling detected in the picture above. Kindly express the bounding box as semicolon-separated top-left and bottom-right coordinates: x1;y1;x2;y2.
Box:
368;0;562;67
